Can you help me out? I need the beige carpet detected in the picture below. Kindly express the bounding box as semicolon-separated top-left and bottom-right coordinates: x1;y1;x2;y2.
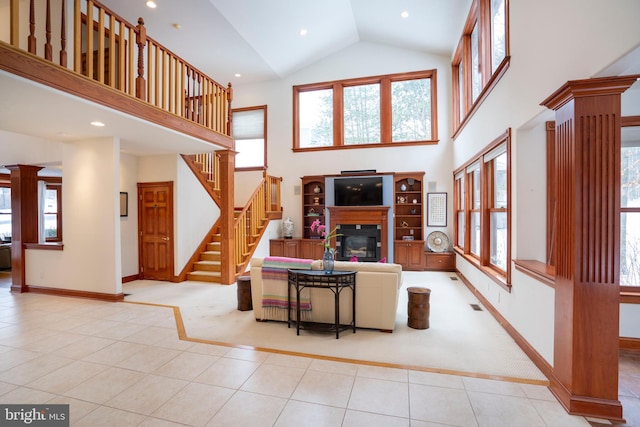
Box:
124;271;547;383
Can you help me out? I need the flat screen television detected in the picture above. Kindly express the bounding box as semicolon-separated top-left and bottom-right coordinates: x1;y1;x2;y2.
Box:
334;176;383;206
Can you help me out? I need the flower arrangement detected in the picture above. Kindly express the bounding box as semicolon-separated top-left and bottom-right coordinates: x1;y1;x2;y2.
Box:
310;219;341;250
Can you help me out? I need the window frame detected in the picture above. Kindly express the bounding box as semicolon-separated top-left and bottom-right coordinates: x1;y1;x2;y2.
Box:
232;105;268;171
44;183;62;242
0;182;10;242
453;129;512;289
293;70;438;151
619;116;640;293
452;0;510;138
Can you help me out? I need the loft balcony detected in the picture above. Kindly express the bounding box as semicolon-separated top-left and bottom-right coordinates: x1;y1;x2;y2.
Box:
0;0;234;151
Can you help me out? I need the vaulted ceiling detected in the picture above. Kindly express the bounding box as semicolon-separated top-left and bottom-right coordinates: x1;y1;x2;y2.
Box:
100;0;472;85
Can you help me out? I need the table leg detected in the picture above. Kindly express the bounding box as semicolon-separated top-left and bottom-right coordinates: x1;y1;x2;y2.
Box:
335;284;340;339
296;285;301;336
352;283;356;333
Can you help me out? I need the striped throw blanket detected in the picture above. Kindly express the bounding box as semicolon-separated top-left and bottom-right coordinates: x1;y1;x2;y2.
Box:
261;257;313;321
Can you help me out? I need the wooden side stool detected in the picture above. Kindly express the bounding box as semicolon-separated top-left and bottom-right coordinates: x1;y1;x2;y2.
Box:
407;287;431;329
237;275;253;311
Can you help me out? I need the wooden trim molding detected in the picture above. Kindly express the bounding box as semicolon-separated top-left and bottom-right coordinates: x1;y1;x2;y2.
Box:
513;259;555;288
24;242;63;250
122;274;139;284
456;271;553;382
620;337;640;351
24;285;125;301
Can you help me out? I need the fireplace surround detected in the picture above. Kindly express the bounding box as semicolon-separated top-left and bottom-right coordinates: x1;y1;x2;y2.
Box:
328;206;389;262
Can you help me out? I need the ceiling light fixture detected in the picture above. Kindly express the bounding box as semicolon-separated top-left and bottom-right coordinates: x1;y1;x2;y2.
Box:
401;10;409;18
299;28;308;36
172;23;181;30
146;1;157;9
90;121;105;127
234;73;242;78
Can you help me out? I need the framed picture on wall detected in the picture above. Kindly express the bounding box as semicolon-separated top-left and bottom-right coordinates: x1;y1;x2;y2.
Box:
427;192;447;227
120;192;128;217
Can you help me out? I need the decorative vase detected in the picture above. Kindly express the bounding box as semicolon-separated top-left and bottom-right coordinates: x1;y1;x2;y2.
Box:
313;184;322;194
323;248;335;274
282;217;294;239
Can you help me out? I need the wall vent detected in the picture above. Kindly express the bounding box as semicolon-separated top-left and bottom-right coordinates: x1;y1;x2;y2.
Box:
470;304;483;311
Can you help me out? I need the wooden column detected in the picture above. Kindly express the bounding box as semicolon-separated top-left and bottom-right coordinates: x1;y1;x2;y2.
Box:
541;75;640;420
5;165;44;293
218;150;235;284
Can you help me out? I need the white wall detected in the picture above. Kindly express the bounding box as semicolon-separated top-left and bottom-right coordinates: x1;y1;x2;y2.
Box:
452;0;640;364
138;154;219;275
119;152;138;277
26;137;121;294
233;41;455;245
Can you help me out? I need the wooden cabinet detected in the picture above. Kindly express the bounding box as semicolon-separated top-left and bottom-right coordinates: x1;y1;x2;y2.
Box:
269;238;324;260
301;176;326;239
394;241;424;271
393;172;425;269
300;239;324;260
424;251;456;271
269;239;300;258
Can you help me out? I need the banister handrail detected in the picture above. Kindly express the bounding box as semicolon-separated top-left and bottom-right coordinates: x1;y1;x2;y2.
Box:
4;0;232;139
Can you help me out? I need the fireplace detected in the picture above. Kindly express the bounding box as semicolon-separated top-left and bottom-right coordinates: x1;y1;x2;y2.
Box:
336;225;381;262
328;206;389;262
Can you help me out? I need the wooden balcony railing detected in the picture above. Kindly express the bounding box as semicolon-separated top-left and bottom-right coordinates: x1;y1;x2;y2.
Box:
2;0;232;138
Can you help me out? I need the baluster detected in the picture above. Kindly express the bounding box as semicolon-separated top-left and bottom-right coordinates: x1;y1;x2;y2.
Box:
197;73;202;124
28;0;36;54
185;66;191;119
45;0;52;60
226;82;233;136
60;0;67;67
135;17;147;100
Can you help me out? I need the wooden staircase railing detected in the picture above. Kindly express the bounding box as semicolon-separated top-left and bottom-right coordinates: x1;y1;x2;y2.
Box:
183;152;282;283
2;0;232;138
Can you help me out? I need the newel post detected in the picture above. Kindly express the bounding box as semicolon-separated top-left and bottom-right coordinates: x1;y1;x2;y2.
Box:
218;150;236;284
541;75;640;421
226;82;233;136
135;17;147;101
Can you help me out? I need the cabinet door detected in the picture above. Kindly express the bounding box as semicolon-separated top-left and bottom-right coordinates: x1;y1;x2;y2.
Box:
283;240;299;258
269;240;284;257
300;240;323;260
394;241;424;270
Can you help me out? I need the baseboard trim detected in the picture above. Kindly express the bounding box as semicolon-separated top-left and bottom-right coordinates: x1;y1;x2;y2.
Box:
620;337;640;351
457;270;625;421
122;274;140;284
24;285;125;301
456;271;554;382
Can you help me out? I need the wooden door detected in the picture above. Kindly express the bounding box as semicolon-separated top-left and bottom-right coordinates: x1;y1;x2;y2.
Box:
138;182;174;281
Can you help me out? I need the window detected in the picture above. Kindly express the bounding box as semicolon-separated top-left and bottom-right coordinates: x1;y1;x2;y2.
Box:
0;185;10;242
294;70;438;150
454;172;465;248
232;105;267;170
621;121;640;289
44;184;62;242
454;129;511;288
452;0;510;136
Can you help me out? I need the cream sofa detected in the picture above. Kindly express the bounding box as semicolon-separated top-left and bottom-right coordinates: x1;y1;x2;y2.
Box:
249;257;403;332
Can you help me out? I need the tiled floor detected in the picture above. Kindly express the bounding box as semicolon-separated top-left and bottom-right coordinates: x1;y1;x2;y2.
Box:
0;272;635;426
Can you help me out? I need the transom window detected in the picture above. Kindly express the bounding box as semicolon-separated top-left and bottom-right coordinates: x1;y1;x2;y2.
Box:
452;0;510;137
293;70;438;150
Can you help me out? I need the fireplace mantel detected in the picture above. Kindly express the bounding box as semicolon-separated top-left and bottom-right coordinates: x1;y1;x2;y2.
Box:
328;206;390;261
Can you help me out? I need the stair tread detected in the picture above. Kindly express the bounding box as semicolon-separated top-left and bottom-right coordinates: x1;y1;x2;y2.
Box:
196;260;221;265
188;271;221;277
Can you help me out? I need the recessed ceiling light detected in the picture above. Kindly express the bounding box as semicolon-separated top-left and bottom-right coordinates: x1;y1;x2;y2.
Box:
90;121;105;127
146;1;157;8
299;28;308;36
172;23;181;30
401;10;409;18
234;73;242;78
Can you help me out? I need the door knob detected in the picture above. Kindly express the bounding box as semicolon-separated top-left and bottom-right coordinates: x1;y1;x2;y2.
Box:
162;237;170;241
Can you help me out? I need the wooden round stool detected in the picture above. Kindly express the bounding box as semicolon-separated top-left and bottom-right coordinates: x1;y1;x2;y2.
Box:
407;287;430;329
237;276;253;311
